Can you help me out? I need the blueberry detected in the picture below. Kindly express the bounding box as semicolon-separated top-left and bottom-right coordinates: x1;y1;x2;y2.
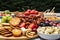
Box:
42;23;46;26
44;21;49;26
40;23;46;26
39;23;42;26
45;21;49;23
39;23;43;26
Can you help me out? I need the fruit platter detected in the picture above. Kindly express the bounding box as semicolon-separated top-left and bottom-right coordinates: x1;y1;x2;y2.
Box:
0;9;60;40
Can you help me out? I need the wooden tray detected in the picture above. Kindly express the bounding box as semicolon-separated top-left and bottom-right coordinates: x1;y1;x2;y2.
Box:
0;35;38;40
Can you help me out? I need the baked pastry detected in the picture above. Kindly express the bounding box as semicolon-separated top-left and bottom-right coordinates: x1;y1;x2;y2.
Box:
26;29;38;38
12;29;22;37
9;17;21;26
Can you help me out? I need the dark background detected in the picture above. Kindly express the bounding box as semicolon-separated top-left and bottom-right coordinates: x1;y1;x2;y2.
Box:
0;0;60;12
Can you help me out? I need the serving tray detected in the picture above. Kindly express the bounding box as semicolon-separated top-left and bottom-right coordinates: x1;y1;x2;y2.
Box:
0;35;38;40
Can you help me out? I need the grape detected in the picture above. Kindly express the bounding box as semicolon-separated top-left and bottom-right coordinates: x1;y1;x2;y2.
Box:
45;21;49;23
35;24;38;28
39;23;46;26
44;21;49;26
53;22;58;24
39;23;43;26
42;23;46;26
53;23;57;26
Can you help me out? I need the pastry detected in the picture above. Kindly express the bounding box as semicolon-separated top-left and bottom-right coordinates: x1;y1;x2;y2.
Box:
12;29;22;37
9;17;21;26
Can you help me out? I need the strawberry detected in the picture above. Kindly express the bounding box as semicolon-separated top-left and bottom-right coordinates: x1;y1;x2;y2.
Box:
19;23;26;28
30;10;36;14
30;10;38;14
28;23;37;29
27;9;31;12
24;11;30;15
35;11;38;14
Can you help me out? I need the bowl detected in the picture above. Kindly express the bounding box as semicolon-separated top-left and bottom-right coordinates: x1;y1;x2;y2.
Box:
37;29;60;40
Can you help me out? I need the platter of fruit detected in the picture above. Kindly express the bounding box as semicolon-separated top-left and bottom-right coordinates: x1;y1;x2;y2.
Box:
0;9;60;40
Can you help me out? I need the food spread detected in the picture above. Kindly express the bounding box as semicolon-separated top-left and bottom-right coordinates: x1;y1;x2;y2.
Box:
0;9;60;39
0;9;41;38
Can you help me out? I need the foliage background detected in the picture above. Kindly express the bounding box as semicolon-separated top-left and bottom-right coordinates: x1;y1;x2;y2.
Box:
0;0;60;12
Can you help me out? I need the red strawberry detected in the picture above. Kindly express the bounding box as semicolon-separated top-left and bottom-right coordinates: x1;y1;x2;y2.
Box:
19;23;26;28
24;11;30;15
28;23;35;29
30;10;36;14
35;11;38;14
28;23;38;29
27;9;31;12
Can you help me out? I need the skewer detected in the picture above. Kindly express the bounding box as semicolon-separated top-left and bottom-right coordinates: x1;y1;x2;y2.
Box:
44;9;50;13
50;7;55;13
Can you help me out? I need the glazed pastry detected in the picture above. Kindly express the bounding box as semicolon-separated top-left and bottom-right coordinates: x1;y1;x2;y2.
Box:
9;17;21;26
12;29;22;37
